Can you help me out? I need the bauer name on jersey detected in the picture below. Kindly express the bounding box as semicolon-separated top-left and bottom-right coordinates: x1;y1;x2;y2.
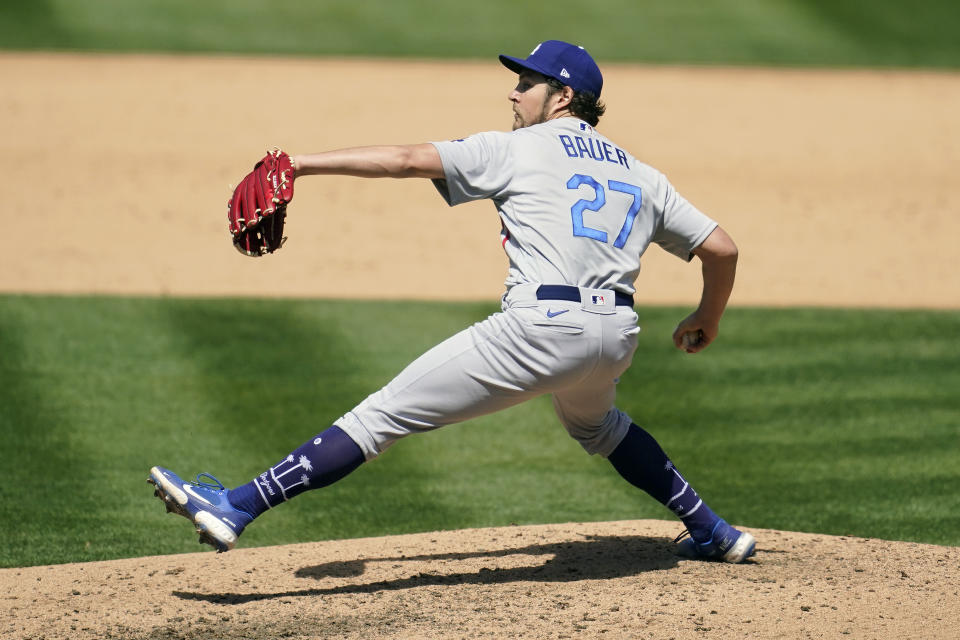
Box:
431;119;717;297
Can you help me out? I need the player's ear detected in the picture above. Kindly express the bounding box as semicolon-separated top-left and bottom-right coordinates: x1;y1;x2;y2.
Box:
559;85;575;107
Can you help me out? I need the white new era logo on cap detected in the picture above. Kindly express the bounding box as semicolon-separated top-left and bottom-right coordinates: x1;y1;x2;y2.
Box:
560;68;570;78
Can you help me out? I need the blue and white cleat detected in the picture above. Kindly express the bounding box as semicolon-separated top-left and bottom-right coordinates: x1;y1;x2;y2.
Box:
675;519;756;564
148;466;253;552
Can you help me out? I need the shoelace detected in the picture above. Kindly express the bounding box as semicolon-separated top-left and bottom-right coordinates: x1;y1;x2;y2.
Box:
673;529;692;544
191;472;225;491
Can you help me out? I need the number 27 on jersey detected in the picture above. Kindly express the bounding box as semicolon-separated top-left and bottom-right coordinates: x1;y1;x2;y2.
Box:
567;173;642;250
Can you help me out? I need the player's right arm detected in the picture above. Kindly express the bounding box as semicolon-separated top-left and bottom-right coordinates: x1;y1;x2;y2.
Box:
291;144;444;180
672;225;739;353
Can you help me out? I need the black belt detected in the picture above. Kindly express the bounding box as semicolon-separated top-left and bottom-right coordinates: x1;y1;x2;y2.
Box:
536;285;634;308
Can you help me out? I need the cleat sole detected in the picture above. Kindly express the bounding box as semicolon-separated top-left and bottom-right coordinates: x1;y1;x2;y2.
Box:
149;467;188;505
722;532;756;563
195;511;237;551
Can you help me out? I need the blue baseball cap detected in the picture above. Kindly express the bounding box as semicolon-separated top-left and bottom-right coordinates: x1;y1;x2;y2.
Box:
499;40;603;97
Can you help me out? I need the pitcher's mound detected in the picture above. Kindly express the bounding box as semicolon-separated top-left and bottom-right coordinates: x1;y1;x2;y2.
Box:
3;519;958;639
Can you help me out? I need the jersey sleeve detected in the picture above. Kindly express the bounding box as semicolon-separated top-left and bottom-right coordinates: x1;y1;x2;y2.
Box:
652;175;718;262
430;131;514;206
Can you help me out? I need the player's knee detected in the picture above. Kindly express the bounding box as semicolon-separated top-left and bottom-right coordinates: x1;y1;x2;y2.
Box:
562;409;632;457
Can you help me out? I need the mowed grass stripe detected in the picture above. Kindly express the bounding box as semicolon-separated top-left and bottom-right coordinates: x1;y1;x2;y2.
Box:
619;307;960;545
1;0;959;68
0;295;957;567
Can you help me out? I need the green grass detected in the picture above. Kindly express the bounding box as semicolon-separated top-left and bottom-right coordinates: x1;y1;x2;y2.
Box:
0;295;957;567
1;0;959;68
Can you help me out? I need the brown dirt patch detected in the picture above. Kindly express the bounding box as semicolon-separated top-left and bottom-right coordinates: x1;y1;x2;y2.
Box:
4;521;959;640
2;53;959;306
1;53;958;639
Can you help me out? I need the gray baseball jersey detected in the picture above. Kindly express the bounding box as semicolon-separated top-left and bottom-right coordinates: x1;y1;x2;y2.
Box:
336;117;716;461
432;118;717;295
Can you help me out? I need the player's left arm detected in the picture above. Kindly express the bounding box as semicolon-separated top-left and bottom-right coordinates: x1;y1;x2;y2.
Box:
672;225;739;353
290;143;444;180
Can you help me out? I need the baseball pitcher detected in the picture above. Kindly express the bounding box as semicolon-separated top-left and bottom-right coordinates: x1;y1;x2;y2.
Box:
151;40;755;563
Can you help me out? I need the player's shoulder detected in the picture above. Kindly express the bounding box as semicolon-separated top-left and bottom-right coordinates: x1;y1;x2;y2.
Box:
433;129;516;161
440;129;513;145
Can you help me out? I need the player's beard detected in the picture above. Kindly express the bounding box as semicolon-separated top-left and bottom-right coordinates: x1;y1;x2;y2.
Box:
512;96;553;130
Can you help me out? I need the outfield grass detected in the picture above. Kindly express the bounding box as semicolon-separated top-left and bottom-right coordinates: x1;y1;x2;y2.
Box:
1;0;959;68
0;295;957;567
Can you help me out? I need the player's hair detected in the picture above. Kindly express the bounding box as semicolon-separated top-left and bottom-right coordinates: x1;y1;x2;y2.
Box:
545;77;606;126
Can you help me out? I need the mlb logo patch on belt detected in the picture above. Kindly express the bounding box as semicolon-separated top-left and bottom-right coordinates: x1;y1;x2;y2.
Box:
582;289;616;314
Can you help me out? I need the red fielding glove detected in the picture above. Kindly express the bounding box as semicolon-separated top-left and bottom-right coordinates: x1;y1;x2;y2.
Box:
227;149;296;257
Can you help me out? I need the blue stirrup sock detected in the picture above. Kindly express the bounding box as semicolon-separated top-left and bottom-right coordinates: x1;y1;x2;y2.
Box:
607;423;719;542
228;425;365;519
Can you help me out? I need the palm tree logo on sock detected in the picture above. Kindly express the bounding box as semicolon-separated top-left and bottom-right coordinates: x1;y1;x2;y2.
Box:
270;454;314;499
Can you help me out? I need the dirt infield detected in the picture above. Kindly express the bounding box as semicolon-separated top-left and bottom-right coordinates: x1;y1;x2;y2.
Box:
1;52;959;639
3;53;959;307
